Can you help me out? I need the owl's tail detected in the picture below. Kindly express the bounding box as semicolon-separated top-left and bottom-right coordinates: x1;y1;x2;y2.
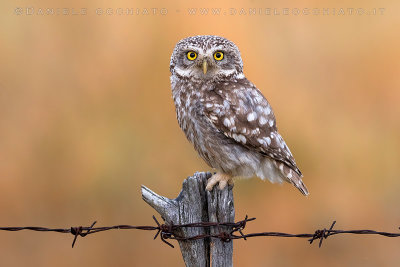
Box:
258;159;309;196
273;161;309;196
290;176;309;196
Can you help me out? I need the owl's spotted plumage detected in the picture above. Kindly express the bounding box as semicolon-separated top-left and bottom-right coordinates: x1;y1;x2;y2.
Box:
170;35;309;195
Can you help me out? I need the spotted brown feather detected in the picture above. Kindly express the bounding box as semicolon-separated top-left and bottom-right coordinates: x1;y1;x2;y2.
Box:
202;78;302;177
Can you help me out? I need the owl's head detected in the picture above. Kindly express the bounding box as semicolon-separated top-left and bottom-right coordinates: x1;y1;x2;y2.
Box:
170;35;244;81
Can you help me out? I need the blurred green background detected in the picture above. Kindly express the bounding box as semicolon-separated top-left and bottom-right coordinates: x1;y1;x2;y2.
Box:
0;0;399;266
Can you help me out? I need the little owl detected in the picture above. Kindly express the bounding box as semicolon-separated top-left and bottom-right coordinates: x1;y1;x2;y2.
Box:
170;35;309;196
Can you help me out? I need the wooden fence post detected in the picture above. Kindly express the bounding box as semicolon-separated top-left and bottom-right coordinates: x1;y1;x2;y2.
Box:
141;172;235;267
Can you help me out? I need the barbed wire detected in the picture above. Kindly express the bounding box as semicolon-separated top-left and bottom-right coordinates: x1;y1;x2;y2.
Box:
1;215;399;248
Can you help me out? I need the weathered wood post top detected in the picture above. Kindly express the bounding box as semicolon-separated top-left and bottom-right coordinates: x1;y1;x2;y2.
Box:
141;172;235;267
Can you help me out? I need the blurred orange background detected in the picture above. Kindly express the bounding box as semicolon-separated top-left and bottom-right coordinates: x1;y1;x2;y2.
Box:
1;0;399;266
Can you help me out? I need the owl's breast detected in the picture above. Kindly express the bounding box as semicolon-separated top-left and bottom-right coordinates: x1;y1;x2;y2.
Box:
172;81;206;144
171;79;221;166
170;78;264;175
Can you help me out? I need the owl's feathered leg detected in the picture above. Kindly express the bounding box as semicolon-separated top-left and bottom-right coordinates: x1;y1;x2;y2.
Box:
206;172;234;191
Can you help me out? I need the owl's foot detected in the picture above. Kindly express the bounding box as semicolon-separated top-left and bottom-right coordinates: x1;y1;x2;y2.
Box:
206;172;234;191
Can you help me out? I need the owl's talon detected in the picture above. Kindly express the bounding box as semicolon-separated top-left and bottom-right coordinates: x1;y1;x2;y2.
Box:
218;180;227;190
205;177;218;191
206;172;233;191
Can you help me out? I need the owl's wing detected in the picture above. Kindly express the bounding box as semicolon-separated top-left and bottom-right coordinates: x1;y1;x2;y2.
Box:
203;79;302;176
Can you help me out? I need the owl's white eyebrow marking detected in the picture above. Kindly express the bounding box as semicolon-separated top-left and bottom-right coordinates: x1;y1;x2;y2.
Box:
185;46;201;52
206;45;225;52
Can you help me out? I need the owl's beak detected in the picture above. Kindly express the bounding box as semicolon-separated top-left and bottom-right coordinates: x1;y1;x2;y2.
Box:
202;60;208;75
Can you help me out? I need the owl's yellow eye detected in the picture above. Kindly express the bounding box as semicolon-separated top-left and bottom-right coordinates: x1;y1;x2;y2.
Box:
214;51;224;61
187;51;197;61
